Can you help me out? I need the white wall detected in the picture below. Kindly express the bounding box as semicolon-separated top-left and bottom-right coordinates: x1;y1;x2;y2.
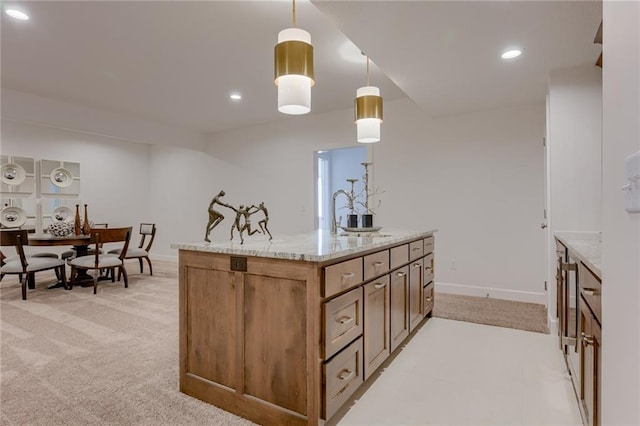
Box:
602;0;640;423
548;66;603;232
207;98;547;303
546;65;602;319
374;100;546;302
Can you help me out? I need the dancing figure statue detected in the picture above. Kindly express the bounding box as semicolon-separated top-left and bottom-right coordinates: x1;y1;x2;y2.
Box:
256;202;272;240
204;190;231;242
230;204;260;244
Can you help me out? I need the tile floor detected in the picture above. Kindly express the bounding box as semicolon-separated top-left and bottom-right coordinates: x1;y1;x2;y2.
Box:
338;318;582;426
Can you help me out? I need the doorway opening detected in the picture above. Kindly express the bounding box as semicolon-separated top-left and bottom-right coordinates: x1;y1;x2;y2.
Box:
314;146;368;231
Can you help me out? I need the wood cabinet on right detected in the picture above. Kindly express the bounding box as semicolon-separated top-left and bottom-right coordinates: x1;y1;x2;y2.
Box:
578;262;602;426
390;265;409;352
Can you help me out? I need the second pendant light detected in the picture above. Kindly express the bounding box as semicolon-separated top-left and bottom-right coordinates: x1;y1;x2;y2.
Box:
355;55;383;143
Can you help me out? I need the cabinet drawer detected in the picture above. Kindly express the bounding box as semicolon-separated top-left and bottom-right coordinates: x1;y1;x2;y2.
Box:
390;244;409;270
423;236;435;254
323;336;364;420
323;287;363;359
423;252;434;283
423;281;434;316
409;240;424;261
364;250;389;281
324;257;363;298
579;262;601;324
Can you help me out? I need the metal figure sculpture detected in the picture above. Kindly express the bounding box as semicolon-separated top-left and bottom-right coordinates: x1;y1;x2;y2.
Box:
230;204;260;244
204;192;273;244
256;202;273;240
204;190;231;242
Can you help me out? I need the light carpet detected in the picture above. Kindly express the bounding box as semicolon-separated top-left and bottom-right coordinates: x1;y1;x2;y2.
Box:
432;292;549;334
0;260;254;426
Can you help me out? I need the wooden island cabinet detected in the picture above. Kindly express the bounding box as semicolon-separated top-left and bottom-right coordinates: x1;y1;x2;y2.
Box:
172;229;436;425
554;232;601;426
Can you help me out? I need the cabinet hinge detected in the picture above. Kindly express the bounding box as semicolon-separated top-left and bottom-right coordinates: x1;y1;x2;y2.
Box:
544;281;548;291
543;137;546;147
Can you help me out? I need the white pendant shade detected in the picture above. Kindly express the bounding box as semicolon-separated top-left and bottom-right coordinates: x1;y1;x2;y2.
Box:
355;86;382;143
357;86;380;98
278;27;310;44
278;75;311;115
357;118;381;143
275;28;314;115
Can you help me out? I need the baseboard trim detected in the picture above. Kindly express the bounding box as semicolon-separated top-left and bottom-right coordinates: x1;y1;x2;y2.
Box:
435;282;547;305
149;254;178;262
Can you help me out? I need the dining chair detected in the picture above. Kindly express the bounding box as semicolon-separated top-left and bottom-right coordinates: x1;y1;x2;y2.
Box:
61;223;108;260
108;223;156;276
68;227;132;294
0;229;67;300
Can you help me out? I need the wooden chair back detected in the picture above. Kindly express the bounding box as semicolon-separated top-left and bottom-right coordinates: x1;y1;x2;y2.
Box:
89;227;132;263
138;223;156;252
0;229;28;271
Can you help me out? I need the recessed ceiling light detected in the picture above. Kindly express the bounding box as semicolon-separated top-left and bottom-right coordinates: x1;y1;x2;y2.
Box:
5;8;29;20
230;93;242;101
501;49;522;60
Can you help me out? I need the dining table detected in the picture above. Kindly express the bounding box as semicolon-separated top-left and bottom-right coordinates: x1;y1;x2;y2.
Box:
28;233;92;288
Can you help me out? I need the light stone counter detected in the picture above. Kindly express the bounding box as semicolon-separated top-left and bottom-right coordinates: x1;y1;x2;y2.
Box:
171;228;437;263
555;231;602;278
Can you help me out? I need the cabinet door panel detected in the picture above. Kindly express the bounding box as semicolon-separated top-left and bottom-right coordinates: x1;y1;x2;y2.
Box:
184;266;238;389
423;282;434;317
579;297;598;426
363;276;390;380
244;274;307;415
324;287;363;359
390;266;409;351
408;259;423;332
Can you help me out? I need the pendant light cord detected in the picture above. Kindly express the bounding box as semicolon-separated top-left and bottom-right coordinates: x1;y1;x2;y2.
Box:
366;56;370;86
292;0;296;28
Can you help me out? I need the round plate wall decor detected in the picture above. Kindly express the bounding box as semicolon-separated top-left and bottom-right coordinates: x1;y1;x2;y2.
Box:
0;206;27;228
0;163;27;186
52;206;74;222
49;167;74;188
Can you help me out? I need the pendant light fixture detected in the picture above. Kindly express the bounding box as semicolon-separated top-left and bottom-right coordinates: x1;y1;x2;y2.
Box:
355;55;383;143
274;0;314;115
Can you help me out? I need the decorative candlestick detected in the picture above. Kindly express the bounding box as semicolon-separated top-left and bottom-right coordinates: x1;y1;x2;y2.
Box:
74;204;81;235
82;204;91;235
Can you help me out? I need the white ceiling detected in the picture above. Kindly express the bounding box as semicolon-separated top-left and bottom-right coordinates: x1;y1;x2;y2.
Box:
1;1;602;136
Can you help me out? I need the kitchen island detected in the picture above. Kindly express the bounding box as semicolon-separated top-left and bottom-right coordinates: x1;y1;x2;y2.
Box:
171;229;436;425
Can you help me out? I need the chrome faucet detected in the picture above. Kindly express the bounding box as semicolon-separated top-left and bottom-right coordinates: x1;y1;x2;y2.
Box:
331;189;350;234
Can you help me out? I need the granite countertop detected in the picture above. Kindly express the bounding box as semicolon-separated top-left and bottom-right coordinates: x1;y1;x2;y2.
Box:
171;228;437;263
554;231;602;278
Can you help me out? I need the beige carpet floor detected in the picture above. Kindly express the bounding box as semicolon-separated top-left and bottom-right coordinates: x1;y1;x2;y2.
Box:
432;292;549;334
0;260;254;426
1;261;548;425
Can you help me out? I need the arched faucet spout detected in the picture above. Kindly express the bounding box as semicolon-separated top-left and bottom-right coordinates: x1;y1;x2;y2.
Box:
331;190;350;235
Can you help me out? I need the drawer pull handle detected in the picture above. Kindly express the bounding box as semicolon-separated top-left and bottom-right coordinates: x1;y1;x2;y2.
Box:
425;266;432;271
373;261;384;267
396;272;406;277
338;369;355;381
581;332;595;346
582;288;600;296
412;247;421;251
374;282;386;289
341;272;355;280
426;297;433;302
413;263;421;268
337;316;355;325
